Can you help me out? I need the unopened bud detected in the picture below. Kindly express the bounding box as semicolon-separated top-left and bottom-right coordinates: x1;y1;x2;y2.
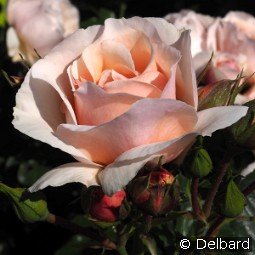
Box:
230;99;255;149
183;147;213;178
89;187;126;222
128;169;179;216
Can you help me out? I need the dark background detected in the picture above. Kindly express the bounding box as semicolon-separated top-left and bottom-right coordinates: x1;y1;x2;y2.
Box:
1;0;255;254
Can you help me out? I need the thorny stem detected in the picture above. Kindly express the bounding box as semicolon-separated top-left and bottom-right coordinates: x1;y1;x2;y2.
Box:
46;213;116;250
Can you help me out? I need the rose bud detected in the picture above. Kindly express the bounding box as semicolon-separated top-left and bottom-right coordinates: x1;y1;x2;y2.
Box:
230;99;255;149
182;147;213;178
129;169;179;216
89;187;126;222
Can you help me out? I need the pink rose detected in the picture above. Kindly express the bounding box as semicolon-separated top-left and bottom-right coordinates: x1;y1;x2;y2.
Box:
89;188;126;222
165;10;255;101
13;17;247;195
164;10;214;57
6;0;79;64
206;13;255;100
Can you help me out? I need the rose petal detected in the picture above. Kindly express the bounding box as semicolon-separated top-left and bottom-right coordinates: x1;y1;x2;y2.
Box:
104;80;162;98
56;99;198;165
74;82;141;125
101;40;136;77
134;71;168;90
12;68;94;163
99;133;197;195
81;44;103;83
195;106;248;136
28;162;101;192
103;17;180;46
13;107;90;163
173;30;198;108
126;17;180;45
152;43;181;99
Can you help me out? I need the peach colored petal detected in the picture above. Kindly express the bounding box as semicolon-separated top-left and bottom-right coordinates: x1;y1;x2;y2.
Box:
101;40;136;77
99;133;197;195
81;43;103;83
74;82;141;125
29;162;101;192
134;71;168;90
173;30;198;108
56;99;198;165
71;57;93;84
129;33;152;73
152;43;181;99
103;80;162;98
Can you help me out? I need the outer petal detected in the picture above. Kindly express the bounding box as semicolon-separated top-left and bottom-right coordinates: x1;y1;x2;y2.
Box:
57;99;198;165
127;17;180;45
173;30;198;109
195;106;248;136
12;67;94;163
104;17;180;46
29;162;101;192
99;133;197;195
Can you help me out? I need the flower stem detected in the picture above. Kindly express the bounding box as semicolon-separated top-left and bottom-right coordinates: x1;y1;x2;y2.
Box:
46;213;116;250
205;216;225;237
204;153;232;218
191;177;204;221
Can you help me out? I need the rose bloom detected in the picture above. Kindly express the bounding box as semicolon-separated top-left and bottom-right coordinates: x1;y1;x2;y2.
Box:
6;0;79;64
164;10;214;57
165;10;255;101
12;17;247;195
207;12;255;100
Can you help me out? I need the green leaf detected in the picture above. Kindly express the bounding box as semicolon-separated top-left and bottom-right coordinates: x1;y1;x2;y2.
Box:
0;183;49;223
221;179;246;217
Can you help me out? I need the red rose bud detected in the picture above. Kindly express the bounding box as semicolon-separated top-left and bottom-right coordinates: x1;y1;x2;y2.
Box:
129;169;179;216
89;187;126;222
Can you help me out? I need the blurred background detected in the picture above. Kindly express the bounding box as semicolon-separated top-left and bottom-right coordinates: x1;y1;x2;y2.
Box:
1;0;255;254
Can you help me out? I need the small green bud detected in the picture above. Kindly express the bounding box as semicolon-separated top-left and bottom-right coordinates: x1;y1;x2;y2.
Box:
183;148;213;178
220;179;245;218
230;99;255;149
0;183;49;223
